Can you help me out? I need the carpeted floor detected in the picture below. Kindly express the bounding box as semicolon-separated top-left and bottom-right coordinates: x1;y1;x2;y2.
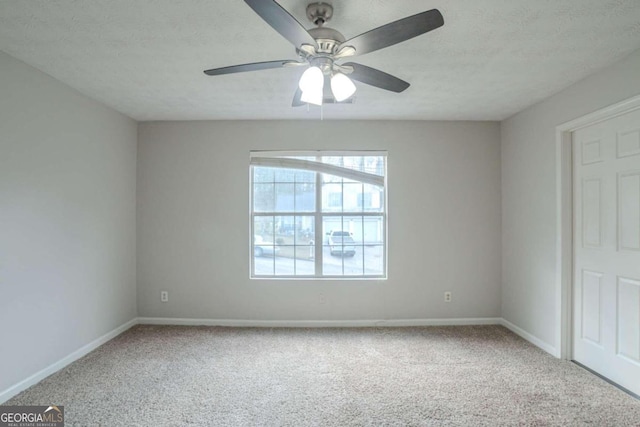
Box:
5;325;640;426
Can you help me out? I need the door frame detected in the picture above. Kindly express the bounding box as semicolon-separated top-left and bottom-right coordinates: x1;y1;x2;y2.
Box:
555;94;640;360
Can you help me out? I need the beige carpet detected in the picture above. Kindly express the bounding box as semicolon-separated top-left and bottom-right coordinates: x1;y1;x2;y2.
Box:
5;325;640;426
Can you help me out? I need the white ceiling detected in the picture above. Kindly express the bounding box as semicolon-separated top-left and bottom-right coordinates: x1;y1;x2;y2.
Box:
1;0;639;121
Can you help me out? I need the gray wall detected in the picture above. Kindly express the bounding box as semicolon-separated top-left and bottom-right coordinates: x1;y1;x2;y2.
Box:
0;52;137;393
501;48;640;349
137;120;501;321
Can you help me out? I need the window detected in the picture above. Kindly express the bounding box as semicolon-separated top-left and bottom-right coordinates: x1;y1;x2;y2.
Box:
250;151;387;279
328;193;342;208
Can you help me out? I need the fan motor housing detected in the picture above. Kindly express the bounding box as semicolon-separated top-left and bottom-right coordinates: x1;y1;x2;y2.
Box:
306;3;345;54
308;27;346;54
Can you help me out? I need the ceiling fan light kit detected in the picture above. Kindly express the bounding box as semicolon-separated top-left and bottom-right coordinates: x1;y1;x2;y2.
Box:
299;66;324;105
331;72;356;102
204;1;444;108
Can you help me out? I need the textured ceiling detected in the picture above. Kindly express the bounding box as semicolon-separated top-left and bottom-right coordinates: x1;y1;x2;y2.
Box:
1;0;640;121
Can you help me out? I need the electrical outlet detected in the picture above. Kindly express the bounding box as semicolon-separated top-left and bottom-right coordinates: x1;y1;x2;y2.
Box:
444;291;452;303
160;291;169;303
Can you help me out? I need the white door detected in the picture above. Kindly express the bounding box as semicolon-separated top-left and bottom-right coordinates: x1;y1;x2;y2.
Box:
573;107;640;396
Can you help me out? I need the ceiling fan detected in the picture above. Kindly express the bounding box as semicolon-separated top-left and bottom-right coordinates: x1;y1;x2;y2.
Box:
204;1;444;107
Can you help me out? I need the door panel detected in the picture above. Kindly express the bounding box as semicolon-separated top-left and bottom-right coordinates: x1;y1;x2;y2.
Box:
617;277;640;363
573;108;640;396
619;171;640;251
582;178;602;248
581;270;603;345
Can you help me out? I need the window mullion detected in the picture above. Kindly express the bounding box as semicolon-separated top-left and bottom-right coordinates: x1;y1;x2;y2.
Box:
341;179;345;275
314;160;322;276
270;173;276;275
250;166;255;277
293;174;297;276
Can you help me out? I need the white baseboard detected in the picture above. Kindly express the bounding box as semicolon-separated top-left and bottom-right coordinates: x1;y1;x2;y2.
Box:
500;318;559;357
0;318;138;404
137;317;502;328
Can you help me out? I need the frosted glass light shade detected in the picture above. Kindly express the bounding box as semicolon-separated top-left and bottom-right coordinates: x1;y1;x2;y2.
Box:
301;90;323;106
331;73;356;102
299;67;324;93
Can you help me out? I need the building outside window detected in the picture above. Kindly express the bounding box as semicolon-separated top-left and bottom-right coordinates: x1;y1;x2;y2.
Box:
250;151;387;279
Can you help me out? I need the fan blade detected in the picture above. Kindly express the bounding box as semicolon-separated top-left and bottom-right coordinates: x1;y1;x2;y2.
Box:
245;0;317;49
340;9;443;57
292;88;305;107
342;63;410;93
204;60;289;76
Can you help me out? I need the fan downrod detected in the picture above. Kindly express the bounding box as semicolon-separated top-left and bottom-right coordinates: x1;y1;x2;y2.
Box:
306;2;333;27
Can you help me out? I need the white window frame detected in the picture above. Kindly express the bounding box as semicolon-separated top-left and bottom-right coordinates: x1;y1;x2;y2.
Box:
250;150;388;280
